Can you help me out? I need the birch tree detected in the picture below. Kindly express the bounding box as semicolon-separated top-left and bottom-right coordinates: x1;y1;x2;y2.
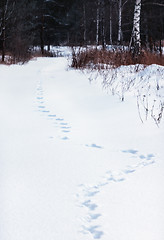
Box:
117;0;129;44
101;0;106;48
96;0;100;45
129;0;142;55
117;0;122;44
109;0;113;45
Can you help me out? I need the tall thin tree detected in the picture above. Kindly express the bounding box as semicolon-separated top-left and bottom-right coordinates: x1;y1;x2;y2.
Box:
129;0;142;55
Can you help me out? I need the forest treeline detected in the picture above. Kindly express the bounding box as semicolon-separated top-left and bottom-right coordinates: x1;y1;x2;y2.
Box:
0;0;164;62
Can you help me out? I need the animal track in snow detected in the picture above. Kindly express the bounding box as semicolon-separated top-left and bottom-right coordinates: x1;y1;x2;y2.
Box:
82;200;98;211
56;118;64;121
48;114;56;117
77;149;155;240
89;213;101;220
38;105;45;109
122;149;138;154
82;225;104;239
85;143;103;149
60;122;68;126
35;79;71;140
61;136;69;140
122;149;155;161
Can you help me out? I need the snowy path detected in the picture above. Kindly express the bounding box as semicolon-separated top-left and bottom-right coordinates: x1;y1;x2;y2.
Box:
0;57;164;240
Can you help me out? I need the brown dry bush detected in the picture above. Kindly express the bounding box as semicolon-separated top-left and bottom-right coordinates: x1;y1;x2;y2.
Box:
0;49;55;65
71;47;164;69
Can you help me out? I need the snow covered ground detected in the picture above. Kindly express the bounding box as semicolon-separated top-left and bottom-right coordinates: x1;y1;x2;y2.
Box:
0;54;164;240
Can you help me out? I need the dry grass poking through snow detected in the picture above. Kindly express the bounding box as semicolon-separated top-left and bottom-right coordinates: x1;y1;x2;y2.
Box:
71;47;164;69
71;47;164;126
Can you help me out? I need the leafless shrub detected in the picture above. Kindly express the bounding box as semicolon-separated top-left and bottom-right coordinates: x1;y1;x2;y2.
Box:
31;49;54;58
71;47;164;125
137;93;164;126
0;48;55;65
151;100;164;126
0;52;13;65
71;47;164;69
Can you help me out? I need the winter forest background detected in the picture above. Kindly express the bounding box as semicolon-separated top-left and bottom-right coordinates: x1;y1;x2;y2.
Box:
1;1;164;240
0;0;164;62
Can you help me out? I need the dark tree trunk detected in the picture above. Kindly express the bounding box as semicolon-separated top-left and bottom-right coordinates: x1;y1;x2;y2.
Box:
2;27;5;62
1;2;6;62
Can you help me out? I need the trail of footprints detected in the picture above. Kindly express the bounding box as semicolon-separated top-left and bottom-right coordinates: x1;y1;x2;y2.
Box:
35;79;71;141
35;79;155;239
35;79;104;148
76;149;155;239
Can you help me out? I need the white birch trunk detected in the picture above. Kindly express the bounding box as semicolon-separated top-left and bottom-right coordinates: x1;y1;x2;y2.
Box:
130;0;142;54
101;0;106;48
118;0;122;44
96;0;100;46
109;3;112;45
